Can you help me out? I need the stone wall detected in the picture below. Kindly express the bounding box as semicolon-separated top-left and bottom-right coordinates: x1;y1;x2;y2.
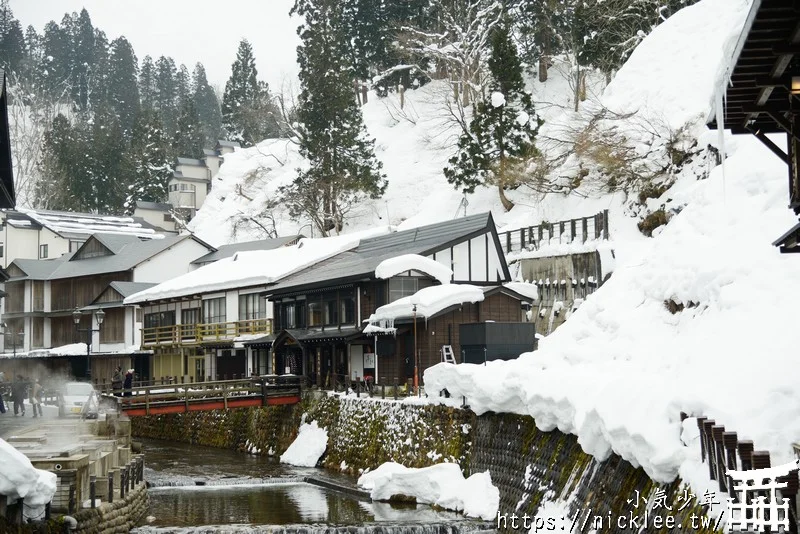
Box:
72;483;148;534
131;395;720;533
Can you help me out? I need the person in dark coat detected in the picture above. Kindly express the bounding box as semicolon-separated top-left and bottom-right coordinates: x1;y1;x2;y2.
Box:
11;375;26;416
112;366;123;397
123;370;133;397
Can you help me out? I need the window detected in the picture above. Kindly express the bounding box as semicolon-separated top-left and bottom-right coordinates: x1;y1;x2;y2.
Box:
340;289;355;325
203;297;226;324
144;311;175;329
282;302;296;329
323;292;338;325
182;307;200;325
164;213;174;222
388;277;418;303
39;244;48;259
68;240;84;252
308;298;323;327
239;293;266;321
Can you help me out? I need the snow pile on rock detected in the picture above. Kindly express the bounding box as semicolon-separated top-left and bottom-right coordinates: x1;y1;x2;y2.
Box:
358;462;499;520
280;421;328;467
0;439;57;505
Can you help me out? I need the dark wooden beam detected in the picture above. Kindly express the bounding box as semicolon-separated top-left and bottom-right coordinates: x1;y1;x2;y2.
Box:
746;125;790;163
773;43;800;54
740;104;794;114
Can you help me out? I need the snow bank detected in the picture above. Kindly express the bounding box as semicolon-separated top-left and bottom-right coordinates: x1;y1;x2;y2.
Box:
426;0;800;486
602;0;749;130
367;284;485;324
357;462;499;520
49;343;88;356
279;421;328;467
375;254;452;284
125;227;391;303
0;439;57;505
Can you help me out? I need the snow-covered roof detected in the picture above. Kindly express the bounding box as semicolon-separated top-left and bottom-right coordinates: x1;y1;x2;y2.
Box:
191;235;301;265
12;208;164;239
125;227;393;304
135;200;173;212
367;284;486;325
503;282;538;301
375;254;453;284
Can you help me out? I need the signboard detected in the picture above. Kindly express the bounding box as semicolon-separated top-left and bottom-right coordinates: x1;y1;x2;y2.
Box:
364;352;375;368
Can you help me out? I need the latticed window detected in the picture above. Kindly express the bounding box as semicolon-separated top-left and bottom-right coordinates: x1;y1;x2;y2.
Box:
203;297;226;324
238;293;265;320
388;277;418;303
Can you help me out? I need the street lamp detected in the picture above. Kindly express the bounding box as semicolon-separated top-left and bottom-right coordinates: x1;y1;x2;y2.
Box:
73;308;105;380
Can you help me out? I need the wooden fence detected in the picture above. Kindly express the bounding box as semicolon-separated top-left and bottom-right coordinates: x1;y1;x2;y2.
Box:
685;412;799;532
500;210;610;255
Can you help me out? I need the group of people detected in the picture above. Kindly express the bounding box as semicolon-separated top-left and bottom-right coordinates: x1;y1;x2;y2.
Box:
111;366;134;397
0;372;44;417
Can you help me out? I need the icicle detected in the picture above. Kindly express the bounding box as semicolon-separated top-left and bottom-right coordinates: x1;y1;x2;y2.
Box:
715;78;728;208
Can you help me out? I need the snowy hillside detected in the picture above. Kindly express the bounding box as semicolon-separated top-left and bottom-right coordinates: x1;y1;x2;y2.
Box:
427;0;800;495
189;0;800;506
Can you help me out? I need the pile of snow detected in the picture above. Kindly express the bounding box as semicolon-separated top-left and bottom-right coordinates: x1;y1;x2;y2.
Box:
125;227;391;303
427;0;800;486
49;343;88;356
358;462;499;521
367;284;485;325
280;421;328;467
503;282;539;301
375;254;452;284
0;439;57;505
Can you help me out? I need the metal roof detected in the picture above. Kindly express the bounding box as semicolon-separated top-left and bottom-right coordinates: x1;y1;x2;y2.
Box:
191;235;302;264
135;201;173;212
108;281;158;298
215;140;240;148
267;212;500;295
202;149;217;157
12;208;164;239
10;234;201;281
176;157;205;167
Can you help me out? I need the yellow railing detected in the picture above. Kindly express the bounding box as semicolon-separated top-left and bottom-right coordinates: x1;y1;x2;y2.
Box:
142;318;272;347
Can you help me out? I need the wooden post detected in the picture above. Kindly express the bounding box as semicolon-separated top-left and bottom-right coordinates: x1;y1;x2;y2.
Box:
723;432;738;499
582;218;588;243
90;475;96;508
393;377;398;400
570;219;577;242
603;209;610;240
381;382;385;399
712;426;727;492
559;221;565;243
108;472;114;503
520;228;525;248
702;419;716;479
145;389;150;416
399;85;405;109
505;232;511;253
68;484;75;514
120;470;126;499
738;440;754;471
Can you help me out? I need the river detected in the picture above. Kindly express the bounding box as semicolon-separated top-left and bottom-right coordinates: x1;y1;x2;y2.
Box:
131;438;494;534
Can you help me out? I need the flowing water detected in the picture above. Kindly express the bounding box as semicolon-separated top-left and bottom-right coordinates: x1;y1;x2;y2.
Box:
133;439;494;533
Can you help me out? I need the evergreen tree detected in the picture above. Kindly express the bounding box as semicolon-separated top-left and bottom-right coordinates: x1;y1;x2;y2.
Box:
70;9;94;110
155;55;178;133
107;36;139;134
38;114;80;209
124;108;171;212
284;0;386;235
88;29;109;110
0;2;25;76
192;63;221;146
41;21;71;99
87;105;128;212
175;63;191;109
173;99;204;159
221;39;279;146
444;22;541;211
139;55;157;110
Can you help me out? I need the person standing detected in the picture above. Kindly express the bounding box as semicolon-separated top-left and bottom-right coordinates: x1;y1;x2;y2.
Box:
0;371;6;414
112;366;123;397
30;378;43;418
11;375;26;416
123;369;133;397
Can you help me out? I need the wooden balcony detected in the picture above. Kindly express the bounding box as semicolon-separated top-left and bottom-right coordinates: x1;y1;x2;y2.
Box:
142;318;272;347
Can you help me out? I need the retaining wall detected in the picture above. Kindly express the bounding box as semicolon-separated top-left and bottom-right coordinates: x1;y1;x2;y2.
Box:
131;394;720;533
72;483;149;534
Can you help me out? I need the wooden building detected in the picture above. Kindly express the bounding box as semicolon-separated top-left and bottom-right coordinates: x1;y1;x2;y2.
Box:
262;212;536;388
709;0;800;251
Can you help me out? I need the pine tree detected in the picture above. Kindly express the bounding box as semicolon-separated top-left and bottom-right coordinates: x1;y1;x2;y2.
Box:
139;55;157;110
38;113;80;209
0;1;25;76
88;28;109;110
107;36;139;135
221;39;279;146
41;21;71;99
175;63;191;109
444;22;541;211
155;55;178;133
173;99;204;159
192;63;221;146
70;9;94;111
284;0;386;235
124;108;171;213
87;105;128;212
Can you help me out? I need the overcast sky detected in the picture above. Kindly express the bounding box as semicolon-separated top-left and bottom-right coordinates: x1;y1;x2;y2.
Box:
9;0;301;93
